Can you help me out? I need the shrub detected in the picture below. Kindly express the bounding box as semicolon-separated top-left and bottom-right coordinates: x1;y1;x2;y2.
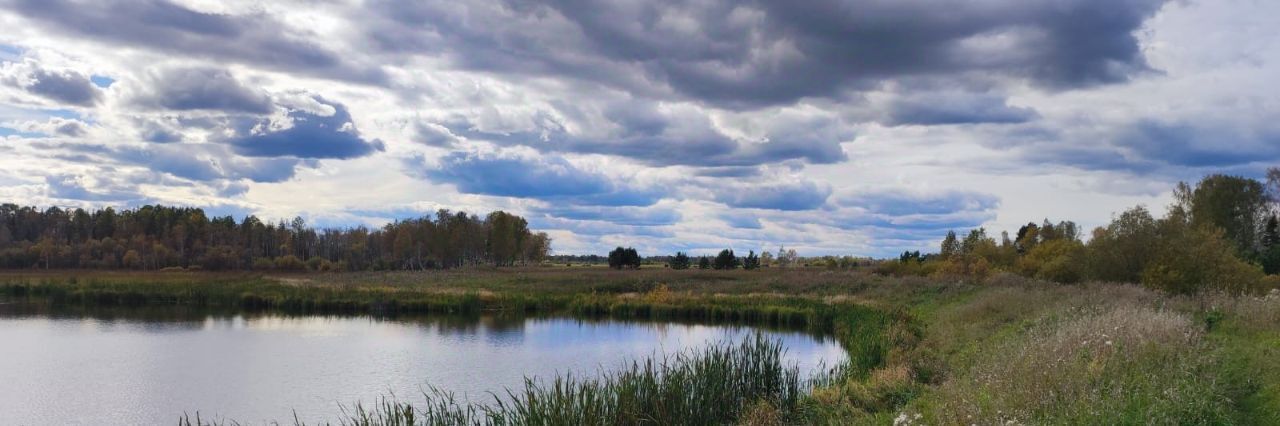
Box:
251;257;275;270
714;249;740;270
122;250;142;269
607;247;642;270
1084;206;1160;283
669;252;691;270
1017;239;1086;283
932;256;990;280
1141;225;1266;295
274;255;307;271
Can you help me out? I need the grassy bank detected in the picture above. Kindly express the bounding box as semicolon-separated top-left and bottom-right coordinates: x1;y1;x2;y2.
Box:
0;270;884;340
5;268;1279;424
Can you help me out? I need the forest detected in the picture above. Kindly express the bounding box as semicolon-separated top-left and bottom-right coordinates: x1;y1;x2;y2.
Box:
879;171;1280;295
0;205;550;271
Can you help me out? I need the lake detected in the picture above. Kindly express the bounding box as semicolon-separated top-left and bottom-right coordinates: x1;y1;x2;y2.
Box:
0;305;845;425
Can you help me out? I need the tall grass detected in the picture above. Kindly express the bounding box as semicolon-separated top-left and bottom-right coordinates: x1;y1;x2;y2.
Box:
909;305;1232;424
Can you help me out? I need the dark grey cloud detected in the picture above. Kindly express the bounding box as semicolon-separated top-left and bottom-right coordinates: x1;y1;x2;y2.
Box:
1118;120;1280;169
1;60;103;106
535;205;680;226
812;208;997;234
417;151;661;206
26;67;103;106
367;0;1166;107
884;93;1039;126
711;180;831;211
32;140;306;183
49;119;86;136
720;212;763;229
1012;118;1280;177
695;166;763;178
7;0;386;84
129;67;273;114
116;144;305;182
776;190;1003;238
224;97;384;159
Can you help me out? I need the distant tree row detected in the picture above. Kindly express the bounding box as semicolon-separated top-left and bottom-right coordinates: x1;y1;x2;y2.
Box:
0;204;549;271
879;171;1280;295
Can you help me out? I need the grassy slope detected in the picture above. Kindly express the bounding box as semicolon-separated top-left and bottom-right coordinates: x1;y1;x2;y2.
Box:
3;268;1278;425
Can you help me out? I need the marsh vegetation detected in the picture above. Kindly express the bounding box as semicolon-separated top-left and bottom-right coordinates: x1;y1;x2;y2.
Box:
4;267;1278;425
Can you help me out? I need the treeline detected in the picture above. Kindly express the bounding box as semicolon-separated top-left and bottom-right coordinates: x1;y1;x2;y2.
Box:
0;204;550;271
881;172;1280;295
609;248;766;270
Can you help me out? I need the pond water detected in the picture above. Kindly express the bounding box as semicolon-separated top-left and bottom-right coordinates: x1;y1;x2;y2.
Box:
0;306;845;425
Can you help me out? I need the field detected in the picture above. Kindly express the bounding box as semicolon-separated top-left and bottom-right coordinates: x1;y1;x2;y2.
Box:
3;267;1279;425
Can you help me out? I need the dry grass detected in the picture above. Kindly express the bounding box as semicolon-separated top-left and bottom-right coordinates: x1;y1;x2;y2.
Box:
913;305;1229;424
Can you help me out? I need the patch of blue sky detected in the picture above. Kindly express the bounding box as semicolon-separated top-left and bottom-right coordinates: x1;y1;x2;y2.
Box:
0;127;45;138
90;75;115;88
43;108;81;119
0;44;23;61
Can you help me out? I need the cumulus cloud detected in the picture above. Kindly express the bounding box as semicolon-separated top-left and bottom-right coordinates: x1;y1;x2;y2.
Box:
127;67;273;114
417;150;660;206
44;172;145;202
711;179;831;211
32;140;308;183
223;97;384;159
440;100;850;168
0;59;103;106
8;117;89;137
720;211;763;229
534;204;681;227
836;190;1001;217
6;0;387;83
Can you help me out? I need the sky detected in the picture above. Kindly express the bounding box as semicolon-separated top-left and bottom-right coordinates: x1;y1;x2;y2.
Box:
0;0;1276;257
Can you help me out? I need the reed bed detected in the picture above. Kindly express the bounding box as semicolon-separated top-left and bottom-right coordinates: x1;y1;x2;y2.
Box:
179;335;813;426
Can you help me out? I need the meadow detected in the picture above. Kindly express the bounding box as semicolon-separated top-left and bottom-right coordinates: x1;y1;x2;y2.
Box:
4;267;1279;425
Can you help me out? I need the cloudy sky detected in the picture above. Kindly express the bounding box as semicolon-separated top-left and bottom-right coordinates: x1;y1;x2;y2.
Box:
0;0;1275;256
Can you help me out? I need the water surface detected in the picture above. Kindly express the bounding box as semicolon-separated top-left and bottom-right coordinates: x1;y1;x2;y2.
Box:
0;306;844;425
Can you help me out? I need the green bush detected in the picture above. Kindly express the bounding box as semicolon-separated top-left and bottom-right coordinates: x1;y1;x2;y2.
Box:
1018;239;1086;283
251;257;274;270
1141;225;1265;295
